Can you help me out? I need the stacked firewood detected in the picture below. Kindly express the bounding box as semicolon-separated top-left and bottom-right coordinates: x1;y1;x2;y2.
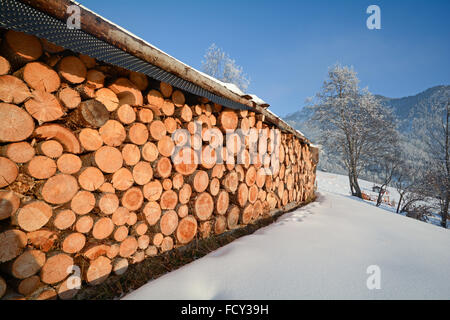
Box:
0;30;317;300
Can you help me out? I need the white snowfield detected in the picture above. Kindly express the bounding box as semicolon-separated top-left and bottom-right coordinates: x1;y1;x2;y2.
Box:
124;171;450;300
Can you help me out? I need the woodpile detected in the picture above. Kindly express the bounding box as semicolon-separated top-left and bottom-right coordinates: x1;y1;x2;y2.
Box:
0;30;317;300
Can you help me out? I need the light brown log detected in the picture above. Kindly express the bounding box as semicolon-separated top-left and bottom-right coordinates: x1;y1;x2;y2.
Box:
155;156;172;178
34;124;81;154
0;103;34;142
160;99;174;116
172;173;184;190
177;204;188;218
78;166;104;191
192;192;214;221
16;275;41;296
114;225;129;242
0;229;27;263
138;108;154;123
211;164;225;179
94;145;124;173
189;170;209;193
17;62;60;92
41;174;79;204
27;229;56;252
145;245;158;257
141;142;159;162
218;109;238;132
71;190;95;215
176;104;193;122
143;201;161;226
121;187;144;211
137;234;150;250
164;117;178;134
58;56;87;84
157;135;175;157
160;210;178;236
95;87;119;112
53;209;76;230
201;145;217;169
128;71;148;91
0;56;11;75
40;253;73;284
173;147;198;176
153;233;164;246
245;165;257;186
25;155;57;179
178;183;192;204
1;141;35;164
162;178;173;190
0;190;20;220
0;75;31;104
253;200;263;220
242;204;254;224
0;156;18;187
24;90;64;123
119;236;138;258
146;89;164;109
132;161;153;186
209;177;220;196
172;128;190;147
111;167;134;191
113;257;128;276
12;201;52;232
127;212;137;226
68;99;109;128
222;171;239;193
99;182;115;194
172;90;185;107
107;244;120;259
78;53;96;69
1;30;42;66
36;140;62;159
83;244;110;260
227;205;240;229
128;122;149;145
75;82;96;99
248;184;258;204
160;82;173;98
143;180;163;201
198;220;212;239
149;120;167;141
115;103;136;125
86;69;105;89
121;143;141;166
160;190;178;210
85;256;112;286
216;190;229;215
214;216;226;235
109;77;143;106
151;238;168;254
176;215;197;244
56;153;82;175
56;277;79;300
111;207;130;226
132;221;148;236
98;193;119;215
99;120;126;147
92;217;114;240
62;232;86;254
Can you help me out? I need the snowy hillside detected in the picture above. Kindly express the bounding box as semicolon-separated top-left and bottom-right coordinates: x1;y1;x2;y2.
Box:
123;171;450;300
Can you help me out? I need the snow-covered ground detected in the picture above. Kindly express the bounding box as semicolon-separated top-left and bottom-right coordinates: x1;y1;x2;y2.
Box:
124;171;450;300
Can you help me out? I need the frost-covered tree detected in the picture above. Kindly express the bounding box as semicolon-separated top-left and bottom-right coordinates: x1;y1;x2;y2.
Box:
201;43;250;92
413;90;449;228
309;64;398;198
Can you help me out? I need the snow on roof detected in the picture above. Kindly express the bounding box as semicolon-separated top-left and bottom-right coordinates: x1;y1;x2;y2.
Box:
248;94;267;105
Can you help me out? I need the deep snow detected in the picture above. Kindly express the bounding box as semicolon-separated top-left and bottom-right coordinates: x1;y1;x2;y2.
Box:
123;171;450;300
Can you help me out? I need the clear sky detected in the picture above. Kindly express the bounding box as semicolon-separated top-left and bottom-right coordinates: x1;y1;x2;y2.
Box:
79;0;449;117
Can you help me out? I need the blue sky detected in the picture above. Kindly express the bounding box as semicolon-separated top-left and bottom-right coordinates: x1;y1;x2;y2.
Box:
79;0;449;117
